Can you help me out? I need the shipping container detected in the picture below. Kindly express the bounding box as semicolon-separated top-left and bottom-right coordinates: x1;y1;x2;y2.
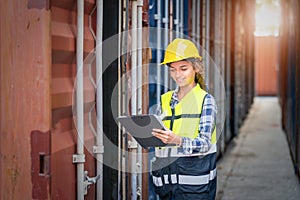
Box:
255;36;279;96
278;0;300;176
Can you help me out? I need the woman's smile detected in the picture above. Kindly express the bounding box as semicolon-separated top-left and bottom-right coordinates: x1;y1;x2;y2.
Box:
175;77;185;83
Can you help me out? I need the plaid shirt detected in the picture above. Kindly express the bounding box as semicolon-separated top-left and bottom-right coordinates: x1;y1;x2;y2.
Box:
170;87;217;154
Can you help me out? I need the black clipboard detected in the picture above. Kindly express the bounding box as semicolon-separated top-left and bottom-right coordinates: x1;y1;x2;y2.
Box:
116;114;174;148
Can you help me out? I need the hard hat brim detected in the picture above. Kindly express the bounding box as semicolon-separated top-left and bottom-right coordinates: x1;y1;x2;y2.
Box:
160;55;202;65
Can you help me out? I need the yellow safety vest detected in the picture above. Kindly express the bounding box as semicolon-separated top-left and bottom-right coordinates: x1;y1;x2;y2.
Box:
155;84;216;157
161;84;216;143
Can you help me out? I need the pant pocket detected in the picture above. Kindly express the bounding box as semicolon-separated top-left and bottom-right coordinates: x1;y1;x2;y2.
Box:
151;158;171;197
175;156;213;194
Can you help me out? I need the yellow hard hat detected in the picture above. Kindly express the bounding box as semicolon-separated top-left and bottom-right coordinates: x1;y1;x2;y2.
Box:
160;38;202;65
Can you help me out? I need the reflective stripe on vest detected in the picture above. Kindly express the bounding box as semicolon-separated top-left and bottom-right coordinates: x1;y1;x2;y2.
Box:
152;168;217;187
155;84;217;157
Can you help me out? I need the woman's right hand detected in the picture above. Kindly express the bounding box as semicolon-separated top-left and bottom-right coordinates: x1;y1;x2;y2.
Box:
152;128;182;146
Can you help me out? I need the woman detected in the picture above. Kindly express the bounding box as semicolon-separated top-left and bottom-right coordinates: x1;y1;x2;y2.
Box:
151;38;217;200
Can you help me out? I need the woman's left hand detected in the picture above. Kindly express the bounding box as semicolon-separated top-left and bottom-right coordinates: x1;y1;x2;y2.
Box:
152;128;182;146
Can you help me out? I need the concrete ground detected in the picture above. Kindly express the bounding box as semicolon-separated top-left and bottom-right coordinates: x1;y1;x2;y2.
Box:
216;97;300;200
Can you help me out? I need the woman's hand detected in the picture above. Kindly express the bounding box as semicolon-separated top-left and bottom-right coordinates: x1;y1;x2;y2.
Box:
152;128;182;146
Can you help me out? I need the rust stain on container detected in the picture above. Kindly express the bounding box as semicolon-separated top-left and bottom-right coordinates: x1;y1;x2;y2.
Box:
27;0;50;10
0;0;51;199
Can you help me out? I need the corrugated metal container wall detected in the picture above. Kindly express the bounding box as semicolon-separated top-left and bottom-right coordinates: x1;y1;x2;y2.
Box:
223;0;255;143
208;0;227;155
0;1;51;199
245;0;255;110
51;0;96;199
279;0;300;176
233;0;244;132
298;5;300;175
231;0;255;135
186;0;255;153
102;0;125;198
224;0;234;144
185;0;255;153
255;36;278;96
124;2;151;199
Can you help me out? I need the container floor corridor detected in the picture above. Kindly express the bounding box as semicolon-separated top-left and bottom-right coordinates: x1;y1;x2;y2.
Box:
216;97;300;200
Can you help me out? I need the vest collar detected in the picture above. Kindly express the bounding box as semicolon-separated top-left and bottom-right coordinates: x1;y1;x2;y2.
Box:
172;84;202;102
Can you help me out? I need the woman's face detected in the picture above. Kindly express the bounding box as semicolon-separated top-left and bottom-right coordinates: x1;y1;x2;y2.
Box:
169;60;198;88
